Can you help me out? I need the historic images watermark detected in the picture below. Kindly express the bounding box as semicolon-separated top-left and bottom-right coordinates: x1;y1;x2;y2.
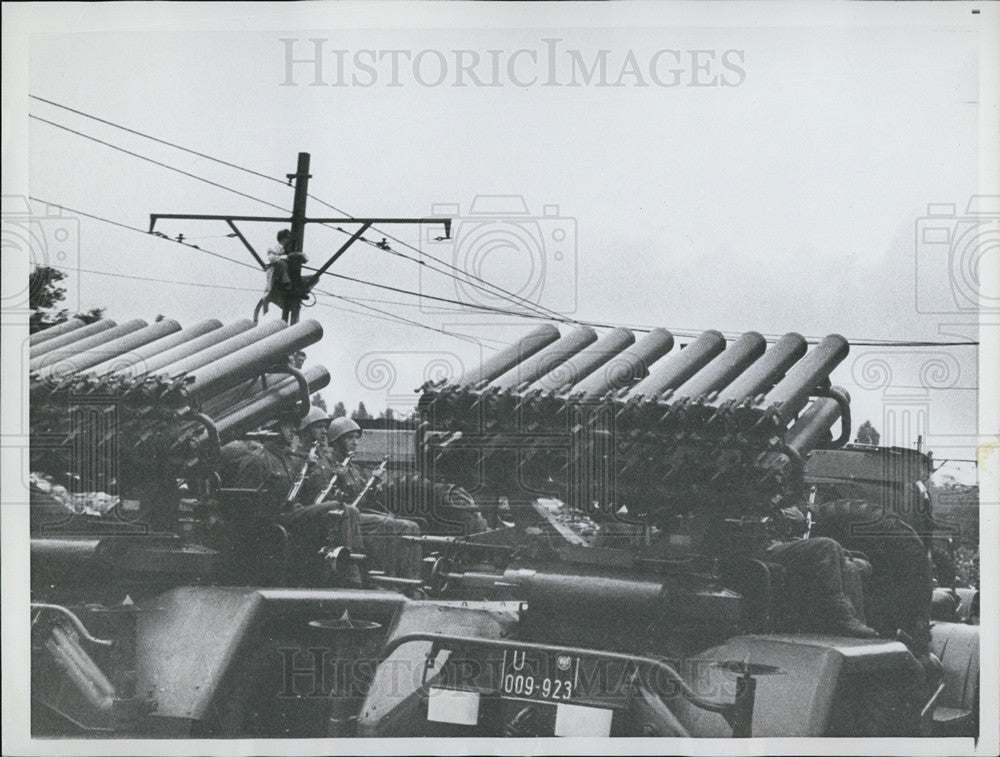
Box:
274;645;739;704
279;38;746;89
2;195;80;318
420;195;578;316
914;195;1000;315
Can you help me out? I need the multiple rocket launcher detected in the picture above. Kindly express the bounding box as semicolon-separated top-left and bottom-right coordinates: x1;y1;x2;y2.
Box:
29;316;330;494
28;314;851;517
419;323;852;519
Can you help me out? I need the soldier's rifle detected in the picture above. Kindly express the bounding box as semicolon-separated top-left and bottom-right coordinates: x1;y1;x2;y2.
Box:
350;454;390;513
287;441;320;504
314;451;354;505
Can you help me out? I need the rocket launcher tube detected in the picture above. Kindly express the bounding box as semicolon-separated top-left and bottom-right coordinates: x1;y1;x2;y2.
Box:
758;334;849;426
709;332;808;407
488;325;598;391
29;317;86;347
570;327;675;398
784;396;842;455
35;319;183;381
135;319;254;375
199;376;273;418
622;329;724;400
182;319;323;404
28;319;116;360
527;327;635;393
669;331;767;402
160;320;285;377
456;323;560;387
211;365;331;443
85;319;222;378
30;319;147;372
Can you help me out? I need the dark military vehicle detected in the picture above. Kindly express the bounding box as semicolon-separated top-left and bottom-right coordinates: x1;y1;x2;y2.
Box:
28;316;979;738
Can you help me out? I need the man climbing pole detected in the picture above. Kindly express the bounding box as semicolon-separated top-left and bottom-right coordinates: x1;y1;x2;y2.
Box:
254;229;308;324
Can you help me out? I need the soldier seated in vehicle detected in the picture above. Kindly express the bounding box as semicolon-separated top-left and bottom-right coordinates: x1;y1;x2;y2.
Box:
216;407;363;585
323;417;423;579
763;504;877;638
332;419;489;538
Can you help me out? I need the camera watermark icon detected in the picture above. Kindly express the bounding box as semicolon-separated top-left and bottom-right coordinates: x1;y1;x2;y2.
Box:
1;196;81;316
914;195;1000;314
420;195;577;316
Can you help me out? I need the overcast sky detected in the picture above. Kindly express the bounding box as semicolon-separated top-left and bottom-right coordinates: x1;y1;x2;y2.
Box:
8;2;997;483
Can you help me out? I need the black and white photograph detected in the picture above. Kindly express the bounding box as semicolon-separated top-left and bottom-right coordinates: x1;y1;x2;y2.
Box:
2;2;997;754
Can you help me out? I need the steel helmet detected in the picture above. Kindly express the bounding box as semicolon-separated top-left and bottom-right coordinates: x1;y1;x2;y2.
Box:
328;416;362;444
297;406;331;432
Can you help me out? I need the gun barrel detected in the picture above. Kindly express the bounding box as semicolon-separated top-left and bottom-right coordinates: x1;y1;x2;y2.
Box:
29;319;116;360
184;320;323;403
160;320;286;377
213;365;331;443
527;327;635;393
135;319;254;375
671;331;767;402
37;320;184;381
85;319;222;378
31;319;145;372
710;332;808;406
570;327;675;398
456;324;560;387
488;326;598;391
623;329;725;400
785;396;842;455
29;317;86;347
759;334;849;424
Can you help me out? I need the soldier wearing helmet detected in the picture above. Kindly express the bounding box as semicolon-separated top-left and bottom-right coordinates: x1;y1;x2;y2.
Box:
323;417;488;578
217;407;363;586
324;417;422;579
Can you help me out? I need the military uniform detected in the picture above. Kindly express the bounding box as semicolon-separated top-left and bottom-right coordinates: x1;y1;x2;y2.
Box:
763;506;876;637
381;473;489;536
324;454;423;579
217;437;363;584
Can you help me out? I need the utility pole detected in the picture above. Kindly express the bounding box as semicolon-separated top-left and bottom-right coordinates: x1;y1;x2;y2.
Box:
287;152;312;258
150;152;450;325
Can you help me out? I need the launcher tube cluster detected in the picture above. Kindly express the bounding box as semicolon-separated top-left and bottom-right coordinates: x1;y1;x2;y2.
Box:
29;317;329;496
420;323;851;519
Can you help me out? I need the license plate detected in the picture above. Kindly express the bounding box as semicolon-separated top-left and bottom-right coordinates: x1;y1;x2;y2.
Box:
499;647;579;703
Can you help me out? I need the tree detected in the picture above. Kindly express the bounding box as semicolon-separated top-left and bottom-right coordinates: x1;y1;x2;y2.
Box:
76;307;105;324
351;402;372;421
29;265;68;333
29;265;105;333
311;393;327;412
331;401;347;419
855;420;880;446
378;408;396;422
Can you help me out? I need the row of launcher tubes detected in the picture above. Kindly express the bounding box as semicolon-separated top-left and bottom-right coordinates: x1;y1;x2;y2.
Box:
430;322;851;454
28;315;850;456
28;316;331;449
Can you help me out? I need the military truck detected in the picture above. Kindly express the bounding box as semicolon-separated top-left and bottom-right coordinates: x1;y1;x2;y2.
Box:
27;316;979;738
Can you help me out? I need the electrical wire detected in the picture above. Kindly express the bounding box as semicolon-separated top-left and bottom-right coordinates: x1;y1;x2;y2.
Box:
28;198;499;349
27;104;981;349
29;115;289;213
29;96;577;323
30;94;286;186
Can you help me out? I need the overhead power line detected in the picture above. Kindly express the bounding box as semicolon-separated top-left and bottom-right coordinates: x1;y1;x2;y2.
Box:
27;107;981;349
29;115;289;213
30;196;980;349
28;198;499;349
29;96;576;324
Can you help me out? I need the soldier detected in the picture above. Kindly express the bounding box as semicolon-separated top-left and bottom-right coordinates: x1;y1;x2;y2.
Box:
217;407;363;585
324;417;423;579
764;505;877;638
